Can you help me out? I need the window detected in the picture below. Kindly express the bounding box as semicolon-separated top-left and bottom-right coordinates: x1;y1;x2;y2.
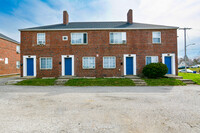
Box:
16;45;20;53
146;56;158;65
40;57;52;69
71;33;87;44
37;33;45;45
5;58;8;64
103;56;116;68
62;36;68;41
16;61;20;69
82;57;95;69
152;32;161;43
110;32;126;44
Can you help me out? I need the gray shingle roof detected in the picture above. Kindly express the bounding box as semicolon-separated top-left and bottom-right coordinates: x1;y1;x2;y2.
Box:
0;33;19;44
19;21;178;31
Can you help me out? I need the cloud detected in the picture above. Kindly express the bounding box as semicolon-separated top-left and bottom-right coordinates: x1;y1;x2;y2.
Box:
0;0;199;58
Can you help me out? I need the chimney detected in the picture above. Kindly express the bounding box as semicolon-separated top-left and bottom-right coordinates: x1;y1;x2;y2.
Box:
127;9;133;24
63;10;69;25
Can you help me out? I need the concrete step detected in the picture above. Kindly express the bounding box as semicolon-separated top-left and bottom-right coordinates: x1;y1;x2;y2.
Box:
6;79;25;85
179;79;196;85
165;74;183;79
58;76;75;79
17;76;36;79
125;75;140;79
131;79;147;86
55;79;69;85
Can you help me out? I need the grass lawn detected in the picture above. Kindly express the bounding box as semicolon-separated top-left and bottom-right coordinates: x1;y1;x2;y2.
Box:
143;78;186;86
188;68;200;73
15;78;57;86
178;73;200;85
65;78;135;86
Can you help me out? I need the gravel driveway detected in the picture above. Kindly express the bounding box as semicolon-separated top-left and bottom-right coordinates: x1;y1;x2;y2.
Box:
0;85;199;133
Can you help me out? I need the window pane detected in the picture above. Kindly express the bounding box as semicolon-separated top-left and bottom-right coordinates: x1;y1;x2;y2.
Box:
146;57;151;65
151;56;158;63
37;33;45;44
41;58;46;69
46;58;52;69
110;32;126;44
103;56;116;68
83;57;95;69
152;32;161;43
71;33;87;44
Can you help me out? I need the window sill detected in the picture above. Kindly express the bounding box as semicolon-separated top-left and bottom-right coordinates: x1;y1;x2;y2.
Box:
71;43;88;45
40;69;52;70
109;43;126;45
37;44;46;45
152;43;161;44
103;68;116;69
83;68;95;70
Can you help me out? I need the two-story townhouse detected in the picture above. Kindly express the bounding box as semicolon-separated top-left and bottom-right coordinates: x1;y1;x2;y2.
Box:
0;33;20;76
19;9;178;78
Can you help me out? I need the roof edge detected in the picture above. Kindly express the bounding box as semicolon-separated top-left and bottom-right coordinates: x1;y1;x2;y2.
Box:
0;36;20;44
19;27;179;31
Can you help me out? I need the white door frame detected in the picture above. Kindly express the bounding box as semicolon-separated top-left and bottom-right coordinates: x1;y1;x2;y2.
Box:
61;55;74;76
23;55;36;77
162;53;176;75
123;54;137;75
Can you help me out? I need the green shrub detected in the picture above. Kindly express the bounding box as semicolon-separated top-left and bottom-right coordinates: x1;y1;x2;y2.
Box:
142;63;168;78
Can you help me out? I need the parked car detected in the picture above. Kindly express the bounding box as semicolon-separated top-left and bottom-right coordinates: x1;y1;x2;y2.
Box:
179;69;194;73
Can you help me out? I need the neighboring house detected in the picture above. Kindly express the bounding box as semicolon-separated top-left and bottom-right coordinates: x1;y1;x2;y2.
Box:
0;33;20;76
19;9;178;78
178;61;188;68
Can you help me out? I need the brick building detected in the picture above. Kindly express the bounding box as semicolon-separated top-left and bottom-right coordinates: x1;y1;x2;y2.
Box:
0;33;20;76
19;9;178;78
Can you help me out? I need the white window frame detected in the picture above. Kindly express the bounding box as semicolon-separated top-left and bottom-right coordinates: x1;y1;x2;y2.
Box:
5;58;8;64
16;61;20;69
71;33;88;44
110;32;126;44
37;33;45;45
145;56;159;65
40;57;53;70
16;45;20;53
103;56;116;69
82;57;95;69
152;31;161;44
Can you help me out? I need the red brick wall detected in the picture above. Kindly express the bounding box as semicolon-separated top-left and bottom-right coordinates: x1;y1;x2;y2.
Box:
0;38;20;75
20;29;178;77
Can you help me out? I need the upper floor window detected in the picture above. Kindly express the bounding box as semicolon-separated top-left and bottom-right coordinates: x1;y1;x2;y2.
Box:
146;56;158;65
110;32;126;44
71;33;87;44
82;57;95;69
152;32;161;43
16;45;20;54
103;56;116;68
40;57;52;69
37;33;45;45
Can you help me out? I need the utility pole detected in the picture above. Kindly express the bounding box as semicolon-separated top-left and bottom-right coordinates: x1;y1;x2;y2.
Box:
179;28;191;73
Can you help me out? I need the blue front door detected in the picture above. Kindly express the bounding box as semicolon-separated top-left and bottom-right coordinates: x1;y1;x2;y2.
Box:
65;58;72;75
27;58;34;76
165;56;172;74
126;57;134;75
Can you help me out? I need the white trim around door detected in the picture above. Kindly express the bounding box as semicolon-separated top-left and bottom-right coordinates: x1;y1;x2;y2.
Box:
23;55;36;77
123;54;137;75
61;55;74;76
162;53;176;75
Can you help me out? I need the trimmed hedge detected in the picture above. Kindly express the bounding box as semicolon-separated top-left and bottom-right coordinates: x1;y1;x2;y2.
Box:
142;63;168;78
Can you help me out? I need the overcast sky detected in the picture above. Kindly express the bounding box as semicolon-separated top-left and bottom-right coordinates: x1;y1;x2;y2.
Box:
0;0;199;58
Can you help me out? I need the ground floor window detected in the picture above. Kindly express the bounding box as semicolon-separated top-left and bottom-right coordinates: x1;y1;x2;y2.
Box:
103;56;116;68
40;57;52;69
146;56;158;65
16;61;20;69
82;57;95;69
